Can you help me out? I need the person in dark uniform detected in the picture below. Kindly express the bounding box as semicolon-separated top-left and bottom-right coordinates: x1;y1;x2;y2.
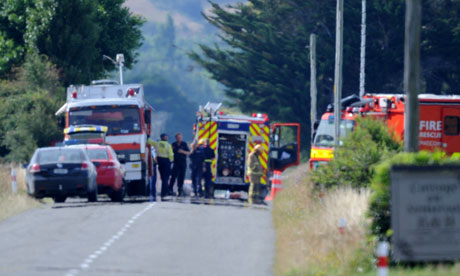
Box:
203;139;216;199
169;133;190;196
148;133;173;200
150;144;158;202
189;140;205;197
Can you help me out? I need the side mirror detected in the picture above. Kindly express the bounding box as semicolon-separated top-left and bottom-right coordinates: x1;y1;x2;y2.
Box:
144;110;151;124
58;116;66;128
313;120;320;131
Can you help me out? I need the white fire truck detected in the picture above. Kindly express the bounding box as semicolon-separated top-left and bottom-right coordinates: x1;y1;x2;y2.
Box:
194;103;301;195
56;79;154;196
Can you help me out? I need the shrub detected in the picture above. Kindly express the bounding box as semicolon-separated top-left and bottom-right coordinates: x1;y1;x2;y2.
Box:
0;53;64;162
368;151;460;240
311;116;402;189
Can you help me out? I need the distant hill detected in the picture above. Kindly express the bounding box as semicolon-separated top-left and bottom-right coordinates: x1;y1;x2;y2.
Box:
125;0;241;37
122;0;242;140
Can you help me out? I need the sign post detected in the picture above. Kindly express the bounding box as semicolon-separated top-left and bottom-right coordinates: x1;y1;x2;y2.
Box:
11;168;17;194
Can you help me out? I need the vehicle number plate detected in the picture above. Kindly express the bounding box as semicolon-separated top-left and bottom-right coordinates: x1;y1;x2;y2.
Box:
132;164;140;168
54;169;68;174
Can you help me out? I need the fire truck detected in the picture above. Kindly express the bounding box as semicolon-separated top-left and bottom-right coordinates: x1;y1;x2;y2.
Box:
310;93;460;169
55;80;154;195
194;103;301;194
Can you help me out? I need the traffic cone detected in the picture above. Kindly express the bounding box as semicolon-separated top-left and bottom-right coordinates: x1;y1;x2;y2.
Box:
265;170;283;201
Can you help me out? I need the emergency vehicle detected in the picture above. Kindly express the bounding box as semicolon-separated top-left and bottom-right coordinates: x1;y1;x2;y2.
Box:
194;103;301;194
63;125;108;145
310;93;460;169
56;80;154;195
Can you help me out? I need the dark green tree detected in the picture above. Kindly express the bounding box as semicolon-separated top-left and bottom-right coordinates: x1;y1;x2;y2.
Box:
190;1;315;148
0;0;55;77
192;0;460;150
36;0;145;85
0;0;144;85
0;54;64;161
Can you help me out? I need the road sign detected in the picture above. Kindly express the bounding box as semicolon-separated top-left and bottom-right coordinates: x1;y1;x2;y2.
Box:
391;165;460;261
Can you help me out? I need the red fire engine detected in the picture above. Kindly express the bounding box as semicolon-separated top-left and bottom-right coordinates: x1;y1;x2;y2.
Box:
195;102;301;195
56;80;154;195
310;94;460;169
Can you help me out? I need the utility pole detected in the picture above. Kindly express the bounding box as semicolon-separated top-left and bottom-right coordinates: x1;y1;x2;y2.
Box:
334;0;344;148
404;0;421;152
310;34;317;143
116;54;125;85
359;0;366;98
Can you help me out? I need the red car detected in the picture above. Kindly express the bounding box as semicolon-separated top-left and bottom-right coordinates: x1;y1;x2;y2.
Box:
71;144;126;202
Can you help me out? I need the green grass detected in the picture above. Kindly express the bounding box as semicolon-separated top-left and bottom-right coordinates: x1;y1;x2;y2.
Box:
0;164;42;221
272;164;460;276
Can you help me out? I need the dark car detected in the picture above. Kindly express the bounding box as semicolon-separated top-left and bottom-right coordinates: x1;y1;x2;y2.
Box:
26;147;98;203
70;144;126;202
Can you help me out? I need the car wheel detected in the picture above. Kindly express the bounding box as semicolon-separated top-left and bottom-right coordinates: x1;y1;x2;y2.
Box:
88;181;98;202
53;195;67;203
111;181;126;202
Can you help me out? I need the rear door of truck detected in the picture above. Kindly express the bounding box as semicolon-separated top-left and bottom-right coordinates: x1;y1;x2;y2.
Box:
441;107;460;155
215;121;249;187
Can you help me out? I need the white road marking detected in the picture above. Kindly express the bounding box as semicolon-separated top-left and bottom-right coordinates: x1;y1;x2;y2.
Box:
64;203;155;276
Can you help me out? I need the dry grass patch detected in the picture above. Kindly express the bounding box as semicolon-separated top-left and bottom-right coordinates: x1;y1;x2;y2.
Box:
273;165;460;276
273;164;372;276
0;164;42;221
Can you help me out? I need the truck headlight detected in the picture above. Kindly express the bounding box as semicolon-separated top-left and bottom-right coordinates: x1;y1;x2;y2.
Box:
130;154;141;161
117;154;126;160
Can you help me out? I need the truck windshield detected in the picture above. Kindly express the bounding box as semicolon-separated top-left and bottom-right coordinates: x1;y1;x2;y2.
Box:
69;106;141;135
313;119;354;147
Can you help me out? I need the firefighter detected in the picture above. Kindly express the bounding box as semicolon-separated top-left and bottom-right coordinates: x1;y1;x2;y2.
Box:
149;133;173;200
203;139;215;199
247;144;265;204
169;133;190;197
189;140;205;197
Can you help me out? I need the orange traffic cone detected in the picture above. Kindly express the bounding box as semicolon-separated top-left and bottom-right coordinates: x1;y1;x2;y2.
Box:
265;170;283;201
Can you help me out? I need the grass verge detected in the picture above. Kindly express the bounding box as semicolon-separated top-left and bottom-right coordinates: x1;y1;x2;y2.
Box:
272;164;460;276
0;164;42;221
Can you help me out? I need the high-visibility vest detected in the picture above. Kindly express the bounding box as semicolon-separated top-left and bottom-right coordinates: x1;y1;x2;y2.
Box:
148;139;173;162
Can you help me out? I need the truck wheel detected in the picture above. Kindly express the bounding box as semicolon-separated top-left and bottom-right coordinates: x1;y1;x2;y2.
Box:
143;177;150;196
53;195;67;203
126;181;135;196
88;184;98;202
111;182;126;202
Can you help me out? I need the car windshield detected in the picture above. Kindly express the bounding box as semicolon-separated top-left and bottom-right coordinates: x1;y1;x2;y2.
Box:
69;106;141;135
37;149;85;164
86;148;109;160
313;118;354;147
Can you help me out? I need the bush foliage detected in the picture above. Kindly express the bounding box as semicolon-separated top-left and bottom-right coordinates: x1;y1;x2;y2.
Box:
0;54;64;162
311;116;402;189
368;151;460;240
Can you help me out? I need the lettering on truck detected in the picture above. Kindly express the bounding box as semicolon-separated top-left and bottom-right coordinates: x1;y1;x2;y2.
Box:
419;120;442;138
419;120;443;147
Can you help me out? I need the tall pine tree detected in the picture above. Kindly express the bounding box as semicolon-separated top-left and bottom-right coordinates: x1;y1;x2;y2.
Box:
192;0;460;150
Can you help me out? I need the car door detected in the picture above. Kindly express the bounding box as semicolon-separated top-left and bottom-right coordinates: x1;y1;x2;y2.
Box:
441;107;460;155
269;123;301;172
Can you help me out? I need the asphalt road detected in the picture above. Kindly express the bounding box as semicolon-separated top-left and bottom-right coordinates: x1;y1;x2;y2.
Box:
0;197;274;276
